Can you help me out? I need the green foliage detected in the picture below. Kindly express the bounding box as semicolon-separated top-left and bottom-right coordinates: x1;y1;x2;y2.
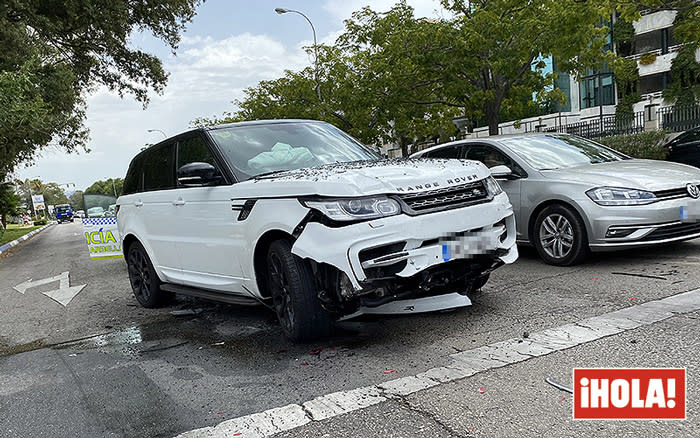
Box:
0;0;203;173
68;190;85;211
639;53;657;65
0;224;42;245
85;178;124;197
13;178;69;211
609;1;700;44
613;18;635;57
198;0;612;150
664;44;700;105
0;176;22;227
596;130;669;160
33;219;47;226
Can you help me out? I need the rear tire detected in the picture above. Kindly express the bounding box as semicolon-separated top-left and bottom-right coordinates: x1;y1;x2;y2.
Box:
266;239;334;342
533;204;589;266
126;241;167;308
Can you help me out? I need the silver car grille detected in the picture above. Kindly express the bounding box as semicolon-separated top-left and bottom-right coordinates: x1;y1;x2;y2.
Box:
654;184;700;200
398;180;489;213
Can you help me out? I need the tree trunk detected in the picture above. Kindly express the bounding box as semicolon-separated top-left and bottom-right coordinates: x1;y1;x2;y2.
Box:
400;137;410;158
485;103;500;136
1;213;6;229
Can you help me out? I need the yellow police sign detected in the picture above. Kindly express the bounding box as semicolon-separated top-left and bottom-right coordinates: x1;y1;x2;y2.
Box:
81;217;123;259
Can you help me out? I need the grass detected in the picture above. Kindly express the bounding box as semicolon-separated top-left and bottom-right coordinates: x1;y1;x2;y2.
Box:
0;224;43;246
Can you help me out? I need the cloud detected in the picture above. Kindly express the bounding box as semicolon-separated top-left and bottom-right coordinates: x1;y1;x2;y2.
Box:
16;33;311;190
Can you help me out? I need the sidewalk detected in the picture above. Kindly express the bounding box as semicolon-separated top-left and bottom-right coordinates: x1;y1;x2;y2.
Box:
276;312;698;438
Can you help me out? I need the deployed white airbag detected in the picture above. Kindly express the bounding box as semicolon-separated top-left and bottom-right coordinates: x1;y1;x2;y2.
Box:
247;142;315;172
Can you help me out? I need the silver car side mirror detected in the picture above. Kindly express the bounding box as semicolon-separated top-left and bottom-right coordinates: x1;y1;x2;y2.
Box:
489;165;513;179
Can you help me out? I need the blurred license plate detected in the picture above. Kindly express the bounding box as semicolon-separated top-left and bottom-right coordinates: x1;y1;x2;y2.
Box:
441;233;498;261
680;204;700;222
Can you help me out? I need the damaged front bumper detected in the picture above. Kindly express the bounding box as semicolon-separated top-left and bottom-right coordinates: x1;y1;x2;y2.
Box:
291;192;517;312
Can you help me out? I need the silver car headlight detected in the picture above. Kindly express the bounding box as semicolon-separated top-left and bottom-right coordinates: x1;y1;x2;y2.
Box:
586;187;657;206
484;176;503;196
304;196;401;221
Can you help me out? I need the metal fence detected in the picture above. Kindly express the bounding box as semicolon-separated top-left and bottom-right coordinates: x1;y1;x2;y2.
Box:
659;103;700;132
544;111;645;139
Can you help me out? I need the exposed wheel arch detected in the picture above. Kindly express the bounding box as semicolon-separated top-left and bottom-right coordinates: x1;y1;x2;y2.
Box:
527;199;589;245
253;229;296;299
122;233;140;258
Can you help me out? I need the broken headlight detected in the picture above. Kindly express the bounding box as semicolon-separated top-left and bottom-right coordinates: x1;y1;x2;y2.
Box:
304;196;401;221
484;176;503;196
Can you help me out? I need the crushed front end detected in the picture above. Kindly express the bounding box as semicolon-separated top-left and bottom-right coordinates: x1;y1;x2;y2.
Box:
291;178;518;316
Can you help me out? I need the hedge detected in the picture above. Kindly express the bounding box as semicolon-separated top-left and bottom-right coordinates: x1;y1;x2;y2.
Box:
33;219;48;226
595;130;669;160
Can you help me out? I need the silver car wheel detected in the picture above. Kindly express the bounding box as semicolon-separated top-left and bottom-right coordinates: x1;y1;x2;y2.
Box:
539;213;574;259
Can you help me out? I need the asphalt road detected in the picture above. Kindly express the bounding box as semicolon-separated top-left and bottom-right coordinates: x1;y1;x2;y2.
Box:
1;221;698;437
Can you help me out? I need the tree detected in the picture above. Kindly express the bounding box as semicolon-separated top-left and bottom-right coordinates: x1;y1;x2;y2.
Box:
607;0;700;43
0;0;203;173
424;0;610;135
85;178;124;197
0;176;22;227
68;190;85;211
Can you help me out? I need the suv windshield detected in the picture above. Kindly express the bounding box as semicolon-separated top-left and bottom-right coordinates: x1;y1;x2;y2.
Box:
55;206;70;213
500;134;627;170
208;122;381;181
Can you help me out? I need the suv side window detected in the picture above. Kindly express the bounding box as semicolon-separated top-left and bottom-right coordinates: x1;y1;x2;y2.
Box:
143;143;176;191
123;155;144;195
464;145;526;177
421;145;465;159
177;136;224;185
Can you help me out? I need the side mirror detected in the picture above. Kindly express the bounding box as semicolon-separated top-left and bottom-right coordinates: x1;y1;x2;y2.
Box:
177;162;221;186
489;165;513;179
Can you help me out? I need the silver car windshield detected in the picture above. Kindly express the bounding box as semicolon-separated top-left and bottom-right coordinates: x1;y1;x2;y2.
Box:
208;122;381;181
500;135;627;170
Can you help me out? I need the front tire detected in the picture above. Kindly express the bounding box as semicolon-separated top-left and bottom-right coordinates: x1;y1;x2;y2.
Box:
533;204;589;266
266;239;333;342
126;241;166;307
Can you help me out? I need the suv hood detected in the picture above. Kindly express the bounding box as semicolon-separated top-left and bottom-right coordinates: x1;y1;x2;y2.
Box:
542;159;700;191
235;159;491;198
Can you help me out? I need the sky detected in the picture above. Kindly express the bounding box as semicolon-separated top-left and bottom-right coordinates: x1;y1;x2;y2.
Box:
16;0;448;192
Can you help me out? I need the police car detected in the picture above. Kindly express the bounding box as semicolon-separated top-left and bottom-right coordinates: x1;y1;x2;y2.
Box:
117;120;518;341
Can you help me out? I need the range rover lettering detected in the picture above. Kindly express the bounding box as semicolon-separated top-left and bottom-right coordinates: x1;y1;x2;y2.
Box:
117;120;518;341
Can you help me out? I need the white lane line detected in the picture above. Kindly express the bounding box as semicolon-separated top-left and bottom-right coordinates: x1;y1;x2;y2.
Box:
175;288;700;438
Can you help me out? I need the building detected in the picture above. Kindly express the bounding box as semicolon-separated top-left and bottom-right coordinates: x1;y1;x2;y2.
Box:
467;10;699;138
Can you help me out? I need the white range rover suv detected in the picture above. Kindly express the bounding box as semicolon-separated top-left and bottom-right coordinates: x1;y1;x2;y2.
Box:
117;120;517;341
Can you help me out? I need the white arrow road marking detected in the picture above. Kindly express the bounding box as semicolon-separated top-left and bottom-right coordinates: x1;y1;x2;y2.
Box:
43;285;87;307
12;271;86;307
13;272;68;294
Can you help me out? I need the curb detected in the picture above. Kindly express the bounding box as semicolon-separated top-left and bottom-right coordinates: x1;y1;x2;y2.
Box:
0;222;55;255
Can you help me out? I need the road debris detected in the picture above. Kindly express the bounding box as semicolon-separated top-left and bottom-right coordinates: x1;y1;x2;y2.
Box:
310;346;324;355
545;377;573;394
478;386;485;394
139;341;189;353
211;341;225;346
611;272;667;280
384;369;397;374
170;308;203;316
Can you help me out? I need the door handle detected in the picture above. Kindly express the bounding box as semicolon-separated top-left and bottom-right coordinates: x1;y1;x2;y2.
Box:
134;201;143;207
173;199;185;206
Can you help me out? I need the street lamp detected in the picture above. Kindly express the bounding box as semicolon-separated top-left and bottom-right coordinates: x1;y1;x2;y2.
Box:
147;129;167;139
275;7;322;102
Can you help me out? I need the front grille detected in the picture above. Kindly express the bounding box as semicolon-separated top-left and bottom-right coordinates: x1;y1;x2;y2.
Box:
654;185;700;200
641;222;700;241
398;180;489;214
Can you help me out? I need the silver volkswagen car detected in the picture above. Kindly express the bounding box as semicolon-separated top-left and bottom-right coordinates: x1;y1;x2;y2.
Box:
412;133;700;266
